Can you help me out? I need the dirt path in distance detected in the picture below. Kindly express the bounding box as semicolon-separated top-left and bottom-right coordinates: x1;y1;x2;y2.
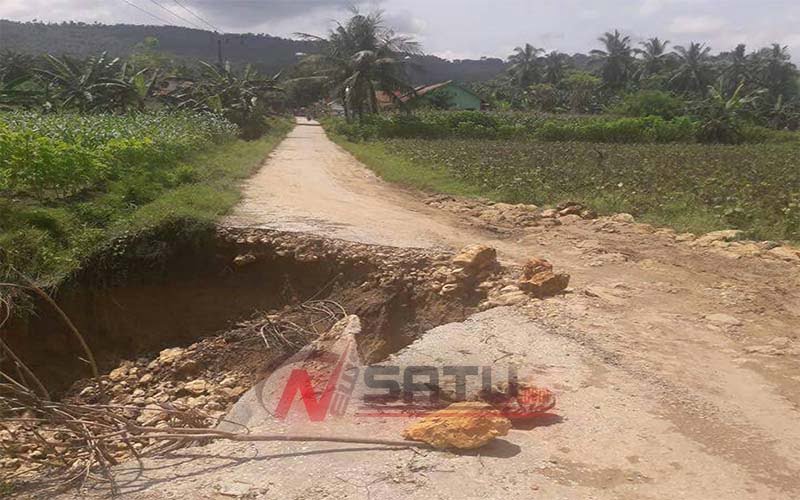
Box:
105;120;800;499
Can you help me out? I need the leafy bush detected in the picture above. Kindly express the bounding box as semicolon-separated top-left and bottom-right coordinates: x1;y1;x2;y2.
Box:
0;111;238;199
327;109;797;144
536;116;696;143
612;90;687;120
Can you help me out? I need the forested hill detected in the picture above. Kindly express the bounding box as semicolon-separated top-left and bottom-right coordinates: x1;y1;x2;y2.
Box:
0;20;508;83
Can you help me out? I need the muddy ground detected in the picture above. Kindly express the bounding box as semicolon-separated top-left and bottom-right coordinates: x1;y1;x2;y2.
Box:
4;120;800;499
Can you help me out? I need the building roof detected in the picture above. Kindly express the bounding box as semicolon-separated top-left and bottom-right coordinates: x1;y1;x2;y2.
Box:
401;81;484;103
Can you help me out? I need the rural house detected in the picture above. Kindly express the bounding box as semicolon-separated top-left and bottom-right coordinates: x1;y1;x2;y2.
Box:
376;81;485;111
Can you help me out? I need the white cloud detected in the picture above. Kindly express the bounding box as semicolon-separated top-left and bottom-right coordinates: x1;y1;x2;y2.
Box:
668;15;726;35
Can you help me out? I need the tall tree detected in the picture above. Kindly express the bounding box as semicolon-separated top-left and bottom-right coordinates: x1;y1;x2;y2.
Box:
723;44;750;90
298;10;419;120
757;44;798;100
669;42;714;94
508;43;544;88
542;51;569;85
634;37;670;80
591;30;634;90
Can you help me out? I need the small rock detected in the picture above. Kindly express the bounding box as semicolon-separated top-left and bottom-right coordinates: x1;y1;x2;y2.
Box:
226;386;247;399
233;254;257;267
611;213;635;224
108;367;129;382
440;283;459;295
580;209;598;220
403;402;511;450
183;379;208;395
675;233;696;242
487;291;530;307
158;347;185;365
727;242;763;258
768;246;800;262
556;201;583;217
176;360;201;376
220;376;237;388
540;208;558;218
693;230;744;247
558;214;582;224
139;373;153;384
215;482;258;498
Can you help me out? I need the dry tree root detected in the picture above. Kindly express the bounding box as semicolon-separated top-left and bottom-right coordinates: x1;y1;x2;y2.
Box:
1;381;429;495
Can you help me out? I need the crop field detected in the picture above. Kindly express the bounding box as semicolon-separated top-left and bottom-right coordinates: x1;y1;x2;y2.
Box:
338;135;800;242
0;112;290;282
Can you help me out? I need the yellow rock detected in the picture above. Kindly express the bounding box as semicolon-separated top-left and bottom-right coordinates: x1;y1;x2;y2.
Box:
402;402;511;449
452;245;497;272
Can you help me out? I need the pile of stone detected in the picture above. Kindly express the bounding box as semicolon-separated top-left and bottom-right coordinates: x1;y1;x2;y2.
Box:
70;340;253;427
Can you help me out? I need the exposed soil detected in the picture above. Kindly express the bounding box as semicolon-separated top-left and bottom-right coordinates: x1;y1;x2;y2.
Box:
2;226;483;396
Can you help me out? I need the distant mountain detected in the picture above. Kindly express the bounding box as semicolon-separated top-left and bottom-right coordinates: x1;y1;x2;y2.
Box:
0;20;508;84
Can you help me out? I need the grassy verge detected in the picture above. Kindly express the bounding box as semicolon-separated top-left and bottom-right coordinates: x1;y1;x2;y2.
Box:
327;130;800;242
328;133;497;200
1;119;292;283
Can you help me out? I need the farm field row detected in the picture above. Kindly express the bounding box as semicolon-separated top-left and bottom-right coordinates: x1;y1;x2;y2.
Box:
331;133;800;243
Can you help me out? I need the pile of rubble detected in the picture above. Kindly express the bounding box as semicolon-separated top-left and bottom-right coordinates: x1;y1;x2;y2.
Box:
425;196;600;231
431;243;570;309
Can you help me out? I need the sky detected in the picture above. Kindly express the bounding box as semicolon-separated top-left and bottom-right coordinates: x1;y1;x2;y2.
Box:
1;0;799;61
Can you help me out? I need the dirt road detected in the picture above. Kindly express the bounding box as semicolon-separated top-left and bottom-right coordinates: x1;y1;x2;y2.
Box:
117;121;800;499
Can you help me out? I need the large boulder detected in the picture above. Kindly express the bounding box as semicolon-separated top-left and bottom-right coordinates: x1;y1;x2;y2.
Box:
403;402;512;449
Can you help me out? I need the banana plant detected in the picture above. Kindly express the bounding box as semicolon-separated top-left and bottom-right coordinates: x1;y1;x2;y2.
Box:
34;52;133;112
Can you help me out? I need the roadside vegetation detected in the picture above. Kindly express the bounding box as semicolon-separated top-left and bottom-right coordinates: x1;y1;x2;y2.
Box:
0;45;291;284
0;111;291;283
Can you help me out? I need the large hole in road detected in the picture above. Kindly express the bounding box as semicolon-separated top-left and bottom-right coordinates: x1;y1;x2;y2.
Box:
2;224;477;396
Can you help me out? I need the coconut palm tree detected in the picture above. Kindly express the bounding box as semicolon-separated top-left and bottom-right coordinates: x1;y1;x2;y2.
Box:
508;43;544;89
634;37;670;80
669;42;714;95
542;51;569;85
591;30;634;90
723;44;750;89
297;10;419;120
758;44;797;100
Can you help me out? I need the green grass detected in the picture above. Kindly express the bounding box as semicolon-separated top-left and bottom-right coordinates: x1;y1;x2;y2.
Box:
328;133;497;200
328;131;800;243
1;118;292;283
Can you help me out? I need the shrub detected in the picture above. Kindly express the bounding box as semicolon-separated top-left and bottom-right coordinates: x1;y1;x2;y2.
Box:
612;90;687;120
325;109;796;144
